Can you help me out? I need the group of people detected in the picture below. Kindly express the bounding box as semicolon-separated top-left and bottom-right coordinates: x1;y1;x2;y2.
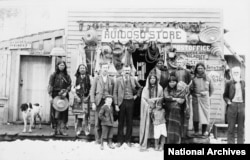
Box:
47;56;245;151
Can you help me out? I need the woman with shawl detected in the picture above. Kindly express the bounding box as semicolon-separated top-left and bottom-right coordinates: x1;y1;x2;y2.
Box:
139;74;163;151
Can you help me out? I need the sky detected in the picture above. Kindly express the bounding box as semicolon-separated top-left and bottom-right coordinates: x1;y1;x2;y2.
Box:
0;0;250;54
0;0;250;143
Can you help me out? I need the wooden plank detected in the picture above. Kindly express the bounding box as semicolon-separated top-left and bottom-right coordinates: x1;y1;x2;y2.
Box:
0;30;65;49
68;12;221;19
68;8;221;13
67;17;222;23
0;54;7;97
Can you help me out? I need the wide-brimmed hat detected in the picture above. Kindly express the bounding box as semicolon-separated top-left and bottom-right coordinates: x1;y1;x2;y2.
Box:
52;96;69;112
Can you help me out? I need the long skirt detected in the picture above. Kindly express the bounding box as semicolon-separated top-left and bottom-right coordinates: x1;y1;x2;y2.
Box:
167;103;181;144
192;95;210;124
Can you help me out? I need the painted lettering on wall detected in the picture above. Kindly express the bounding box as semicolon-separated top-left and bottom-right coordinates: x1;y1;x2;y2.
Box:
10;40;31;49
206;64;224;71
208;71;223;83
102;28;187;43
173;44;211;52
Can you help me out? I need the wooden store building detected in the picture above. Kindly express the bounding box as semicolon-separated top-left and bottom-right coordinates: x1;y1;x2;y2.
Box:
0;29;66;123
66;8;228;127
0;9;245;131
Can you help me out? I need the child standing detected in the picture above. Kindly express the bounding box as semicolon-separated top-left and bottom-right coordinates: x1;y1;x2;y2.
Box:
99;95;115;150
151;99;167;151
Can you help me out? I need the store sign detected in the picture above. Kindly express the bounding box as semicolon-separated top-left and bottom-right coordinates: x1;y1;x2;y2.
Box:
9;40;32;49
208;71;223;83
184;52;207;60
102;28;187;43
187;58;205;66
173;44;211;52
206;64;224;71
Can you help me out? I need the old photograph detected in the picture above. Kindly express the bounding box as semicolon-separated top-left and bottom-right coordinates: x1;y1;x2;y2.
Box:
0;0;249;160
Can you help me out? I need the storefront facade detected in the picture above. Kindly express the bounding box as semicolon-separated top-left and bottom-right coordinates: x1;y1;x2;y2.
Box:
0;29;66;122
66;8;226;124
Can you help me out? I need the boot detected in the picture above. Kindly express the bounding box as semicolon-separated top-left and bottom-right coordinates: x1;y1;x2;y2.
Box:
58;120;68;136
202;124;208;138
51;119;58;136
193;121;199;136
100;138;104;150
159;136;165;151
108;139;115;149
154;139;159;151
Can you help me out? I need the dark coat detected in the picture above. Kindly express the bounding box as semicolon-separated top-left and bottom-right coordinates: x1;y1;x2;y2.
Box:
113;76;142;106
90;75;115;106
223;80;245;103
99;105;114;126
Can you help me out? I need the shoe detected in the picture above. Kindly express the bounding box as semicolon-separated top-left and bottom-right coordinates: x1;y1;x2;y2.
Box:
201;131;209;139
159;146;164;151
100;139;104;150
108;143;115;149
95;140;101;144
126;142;132;147
76;130;81;136
192;132;199;137
108;139;115;149
116;143;122;147
50;130;57;136
139;148;148;152
100;145;104;150
59;130;68;136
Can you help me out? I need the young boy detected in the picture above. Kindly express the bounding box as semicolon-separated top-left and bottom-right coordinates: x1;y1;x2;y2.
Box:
151;99;167;151
99;95;115;150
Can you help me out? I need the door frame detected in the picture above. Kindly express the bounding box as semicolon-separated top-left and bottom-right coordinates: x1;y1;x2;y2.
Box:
10;51;56;122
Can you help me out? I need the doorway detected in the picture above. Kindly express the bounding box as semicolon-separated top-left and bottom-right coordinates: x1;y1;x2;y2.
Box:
18;56;52;122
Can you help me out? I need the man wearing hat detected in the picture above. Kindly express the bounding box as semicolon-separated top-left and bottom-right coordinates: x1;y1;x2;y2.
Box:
148;58;169;90
223;66;245;144
90;62;115;144
114;65;142;147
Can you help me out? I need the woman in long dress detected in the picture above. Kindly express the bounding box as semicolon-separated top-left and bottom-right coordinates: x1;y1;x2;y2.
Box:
140;74;163;151
164;75;186;144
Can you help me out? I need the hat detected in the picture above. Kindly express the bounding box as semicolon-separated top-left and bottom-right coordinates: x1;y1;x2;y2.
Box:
104;94;113;99
52;96;69;112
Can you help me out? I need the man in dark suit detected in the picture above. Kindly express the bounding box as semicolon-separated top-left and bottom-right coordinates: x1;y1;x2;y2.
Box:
90;63;115;144
223;66;245;144
114;65;142;147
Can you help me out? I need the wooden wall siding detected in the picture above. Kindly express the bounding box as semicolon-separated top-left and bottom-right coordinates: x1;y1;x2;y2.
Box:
66;9;222;68
0;29;65;50
0;51;11;98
